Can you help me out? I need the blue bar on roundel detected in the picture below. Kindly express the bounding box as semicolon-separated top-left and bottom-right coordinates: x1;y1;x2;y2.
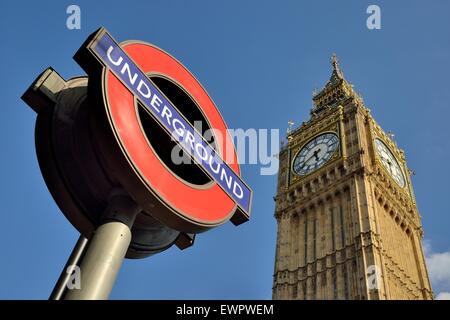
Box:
92;32;251;215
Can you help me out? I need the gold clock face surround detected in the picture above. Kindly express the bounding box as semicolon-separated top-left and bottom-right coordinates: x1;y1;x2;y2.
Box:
292;132;340;176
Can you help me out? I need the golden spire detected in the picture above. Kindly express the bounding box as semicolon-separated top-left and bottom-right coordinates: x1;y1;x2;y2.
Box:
330;53;344;81
331;53;339;69
311;54;355;113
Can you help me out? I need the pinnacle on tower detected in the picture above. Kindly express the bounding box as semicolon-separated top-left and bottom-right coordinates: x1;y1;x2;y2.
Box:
330;53;344;82
312;54;356;114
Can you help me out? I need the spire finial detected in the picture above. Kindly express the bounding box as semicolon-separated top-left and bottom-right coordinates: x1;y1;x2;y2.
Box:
331;53;339;69
330;53;343;79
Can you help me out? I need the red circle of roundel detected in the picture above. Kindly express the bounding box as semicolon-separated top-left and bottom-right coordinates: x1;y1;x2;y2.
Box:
104;41;240;226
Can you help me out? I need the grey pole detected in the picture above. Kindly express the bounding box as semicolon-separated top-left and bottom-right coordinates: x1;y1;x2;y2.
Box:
64;191;141;300
49;235;89;300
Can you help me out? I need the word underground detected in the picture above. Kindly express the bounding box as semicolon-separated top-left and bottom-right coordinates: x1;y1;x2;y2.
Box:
93;33;251;213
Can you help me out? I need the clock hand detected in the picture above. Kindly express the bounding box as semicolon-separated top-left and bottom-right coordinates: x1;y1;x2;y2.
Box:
313;149;321;161
300;155;314;169
385;159;393;174
300;149;321;169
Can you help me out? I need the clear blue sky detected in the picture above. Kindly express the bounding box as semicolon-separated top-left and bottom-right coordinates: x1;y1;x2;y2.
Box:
1;0;449;299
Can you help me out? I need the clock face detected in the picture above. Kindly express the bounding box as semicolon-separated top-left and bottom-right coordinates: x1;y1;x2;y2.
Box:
292;132;340;176
374;138;405;188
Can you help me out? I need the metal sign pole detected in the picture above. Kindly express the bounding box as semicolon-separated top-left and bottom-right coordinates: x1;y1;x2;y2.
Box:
64;191;141;300
49;235;89;300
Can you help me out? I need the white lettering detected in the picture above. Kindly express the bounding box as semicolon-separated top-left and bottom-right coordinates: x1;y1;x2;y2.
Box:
151;95;163;113
137;80;151;99
233;181;244;199
106;46;123;66
161;105;172;126
120;63;138;85
220;168;232;189
172;118;185;137
185;131;195;150
221;304;274;315
209;157;221;174
195;143;208;161
176;304;210;317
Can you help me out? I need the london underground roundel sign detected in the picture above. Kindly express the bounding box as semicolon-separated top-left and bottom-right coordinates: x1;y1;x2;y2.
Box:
74;28;252;233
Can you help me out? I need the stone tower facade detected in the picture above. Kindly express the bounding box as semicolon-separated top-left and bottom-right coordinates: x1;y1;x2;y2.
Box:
272;55;433;300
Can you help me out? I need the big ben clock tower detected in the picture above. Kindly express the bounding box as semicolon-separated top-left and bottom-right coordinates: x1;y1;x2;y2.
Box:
272;55;433;300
